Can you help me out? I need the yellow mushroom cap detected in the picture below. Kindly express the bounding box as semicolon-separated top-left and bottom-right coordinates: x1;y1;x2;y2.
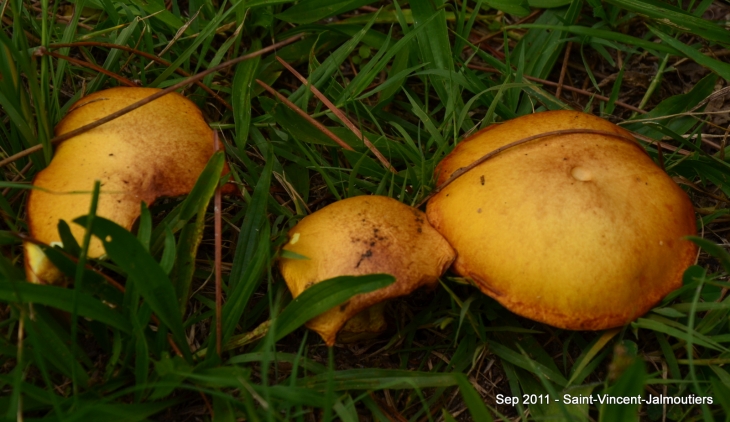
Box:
25;87;231;284
426;110;697;330
279;195;456;346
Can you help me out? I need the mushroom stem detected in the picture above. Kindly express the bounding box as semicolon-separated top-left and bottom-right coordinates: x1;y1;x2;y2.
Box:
337;302;388;344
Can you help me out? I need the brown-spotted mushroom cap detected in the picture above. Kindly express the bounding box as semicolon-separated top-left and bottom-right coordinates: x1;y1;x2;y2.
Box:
426;110;696;330
25;87;234;284
279;195;456;346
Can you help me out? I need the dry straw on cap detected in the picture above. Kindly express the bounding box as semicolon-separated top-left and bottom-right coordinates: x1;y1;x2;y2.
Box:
25;87;233;284
426;110;697;330
280;195;456;346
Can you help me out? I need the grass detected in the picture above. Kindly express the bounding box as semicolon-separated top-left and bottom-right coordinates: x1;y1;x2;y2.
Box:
1;0;730;420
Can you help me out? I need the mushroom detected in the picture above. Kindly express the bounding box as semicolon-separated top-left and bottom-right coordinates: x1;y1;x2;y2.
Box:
426;110;697;330
25;87;233;284
279;195;456;345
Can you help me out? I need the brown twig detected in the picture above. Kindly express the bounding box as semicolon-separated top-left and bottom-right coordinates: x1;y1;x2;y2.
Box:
348;55;359;77
688;85;730;114
466;64;647;114
567;62;609;80
514;9;543;26
255;79;356;152
0;34;304;170
556;42;572;100
213;131;223;357
42;50;137;87
118;26;147;75
359;5;379;12
152;8;201;65
416;129;641;208
629;131;691;156
1;161;33;197
275;56;396;173
675;176;727;202
368;393;408;422
48;41;232;110
468;30;502;47
199;391;214;419
655;138;666;171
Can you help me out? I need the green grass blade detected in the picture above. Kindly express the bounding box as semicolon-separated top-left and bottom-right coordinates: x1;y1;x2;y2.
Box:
127;0;187;33
598;358;646;422
649;26;730;81
232;38;262;155
632;317;726;352
0;281;131;332
169;152;224;310
276;0;377;24
410;0;455;106
511;24;680;56
485;0;529;16
512;4;581;81
149;6;236;88
602;0;730;45
567;328;621;386
160;224;176;275
710;377;730;416
289;13;379;104
86;18;138;93
220;224;270;347
75;216;191;360
489;342;568;386
24;306;90;387
456;375;494;421
272;274;395;342
64;399;182;422
228;150;273;290
297;369;463;390
336;13;438;106
688;237;730;274
528;0;571;6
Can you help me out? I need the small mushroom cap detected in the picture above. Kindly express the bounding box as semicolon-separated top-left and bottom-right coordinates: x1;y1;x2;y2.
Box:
426;110;697;330
25;87;232;283
279;195;456;346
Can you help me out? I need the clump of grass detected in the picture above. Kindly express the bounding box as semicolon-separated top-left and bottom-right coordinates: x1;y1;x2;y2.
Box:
1;0;730;420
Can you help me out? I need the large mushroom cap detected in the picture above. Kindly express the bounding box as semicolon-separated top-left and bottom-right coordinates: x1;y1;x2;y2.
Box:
426;110;697;330
279;195;456;346
25;87;231;283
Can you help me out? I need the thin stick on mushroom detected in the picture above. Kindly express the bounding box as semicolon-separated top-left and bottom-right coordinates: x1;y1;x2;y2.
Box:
417;128;641;208
0;34;304;169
